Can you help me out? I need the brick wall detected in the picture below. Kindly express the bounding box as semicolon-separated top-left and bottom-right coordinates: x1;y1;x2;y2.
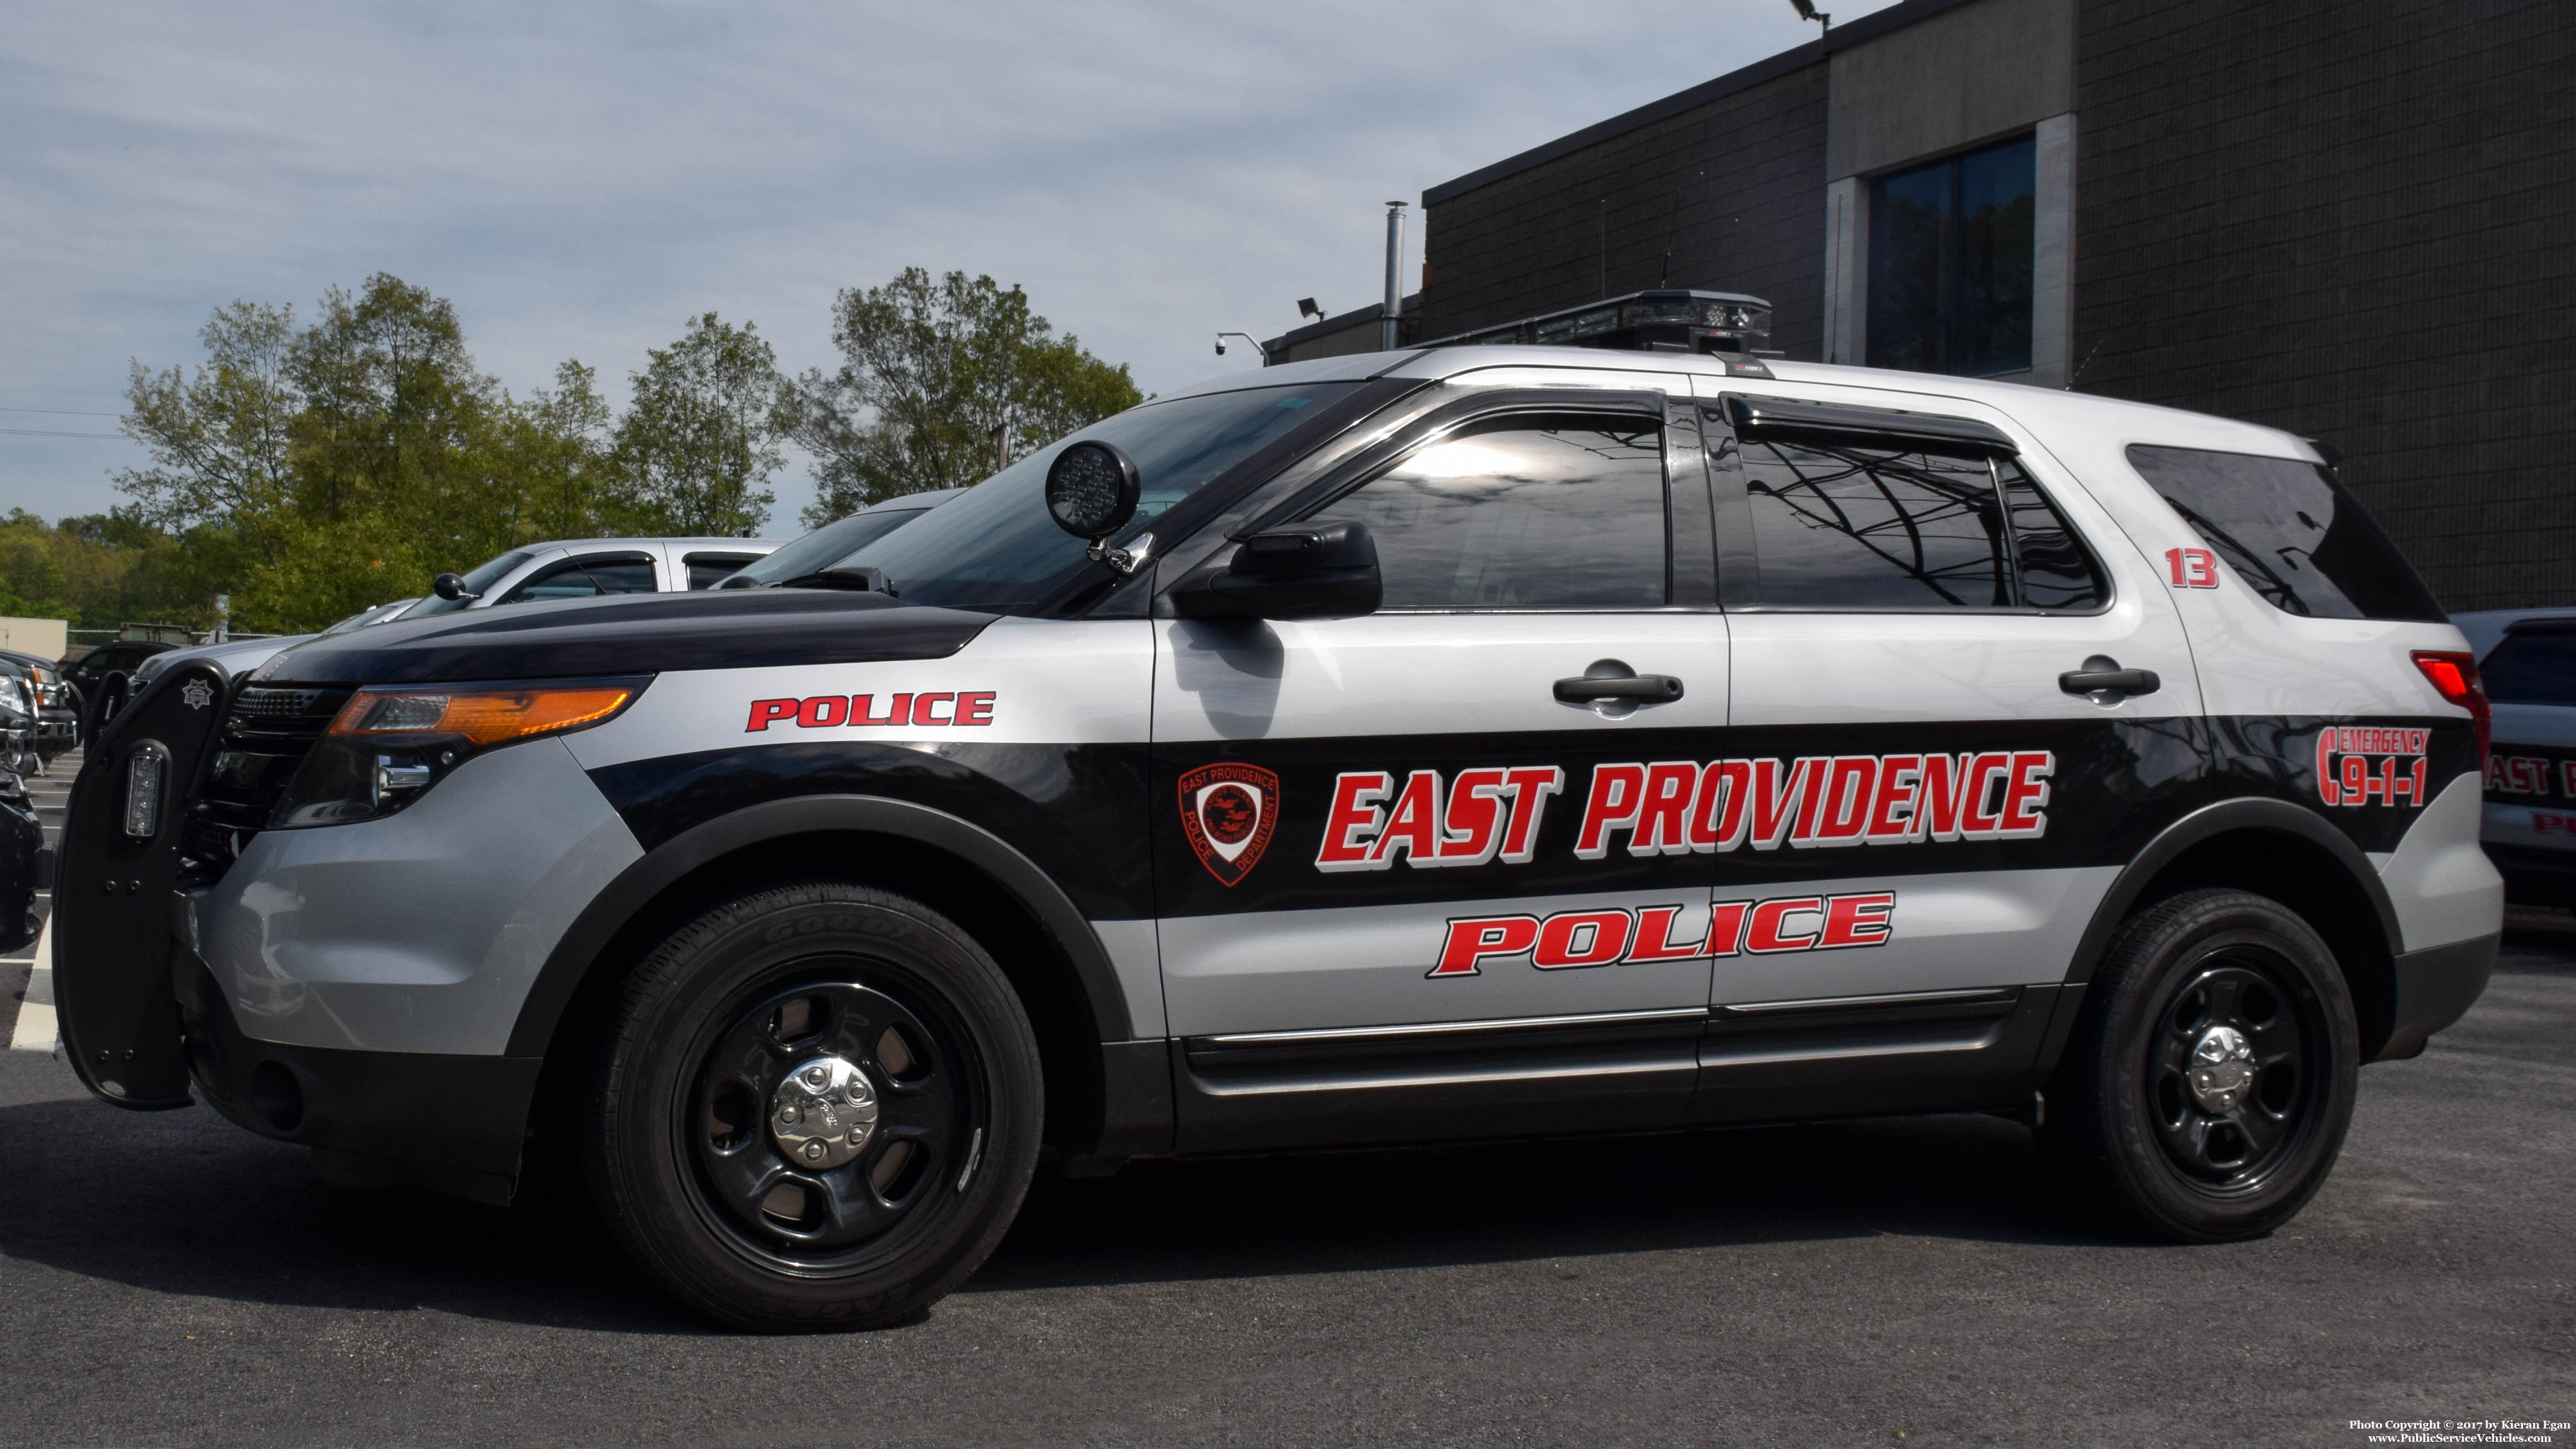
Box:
1415;63;1832;359
2075;0;2576;611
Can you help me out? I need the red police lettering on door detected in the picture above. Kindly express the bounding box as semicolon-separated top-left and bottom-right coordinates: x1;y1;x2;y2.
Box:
1430;892;1897;977
745;691;996;731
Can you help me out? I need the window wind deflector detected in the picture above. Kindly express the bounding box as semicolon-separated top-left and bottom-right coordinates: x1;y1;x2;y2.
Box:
1723;396;2016;454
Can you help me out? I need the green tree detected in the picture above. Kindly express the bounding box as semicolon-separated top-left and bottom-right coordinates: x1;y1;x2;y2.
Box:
777;268;1142;526
286;274;494;528
116;301;301;552
478;362;644;545
614;313;782;537
110;276;657;631
0;509;206;634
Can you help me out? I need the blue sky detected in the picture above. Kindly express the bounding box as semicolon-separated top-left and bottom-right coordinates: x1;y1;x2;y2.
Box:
2;0;1900;529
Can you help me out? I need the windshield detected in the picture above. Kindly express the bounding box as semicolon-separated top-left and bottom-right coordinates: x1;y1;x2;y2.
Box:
730;507;934;588
399;550;533;619
752;382;1362;609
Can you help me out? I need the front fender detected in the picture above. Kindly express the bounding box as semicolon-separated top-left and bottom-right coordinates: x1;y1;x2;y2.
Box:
505;793;1140;1058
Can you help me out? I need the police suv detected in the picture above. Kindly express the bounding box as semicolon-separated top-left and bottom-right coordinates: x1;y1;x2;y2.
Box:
54;345;2501;1331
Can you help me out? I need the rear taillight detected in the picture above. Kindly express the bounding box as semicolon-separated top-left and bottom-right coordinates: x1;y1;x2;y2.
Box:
2411;650;2490;770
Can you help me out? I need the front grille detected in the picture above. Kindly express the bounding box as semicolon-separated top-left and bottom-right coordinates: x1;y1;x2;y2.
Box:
181;685;351;874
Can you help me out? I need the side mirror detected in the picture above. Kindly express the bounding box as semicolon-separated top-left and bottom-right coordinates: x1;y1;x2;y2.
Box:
1170;521;1382;621
430;572;479;603
1046;441;1150;573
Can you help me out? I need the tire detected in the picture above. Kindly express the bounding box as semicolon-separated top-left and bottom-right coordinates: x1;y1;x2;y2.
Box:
2039;887;2360;1242
579;882;1043;1332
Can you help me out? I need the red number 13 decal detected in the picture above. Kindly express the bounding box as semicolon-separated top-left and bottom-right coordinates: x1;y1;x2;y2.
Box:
2164;547;2219;588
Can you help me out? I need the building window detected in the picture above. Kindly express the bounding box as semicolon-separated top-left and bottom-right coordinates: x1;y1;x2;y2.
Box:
1867;134;2035;376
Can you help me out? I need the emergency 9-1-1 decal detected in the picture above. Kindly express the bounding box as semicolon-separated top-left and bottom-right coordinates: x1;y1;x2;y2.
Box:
2315;726;2430;807
1431;892;1897;977
1318;752;2051;871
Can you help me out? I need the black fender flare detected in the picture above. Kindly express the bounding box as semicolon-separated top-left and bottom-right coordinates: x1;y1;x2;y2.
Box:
2035;797;2405;1080
2063;798;2403;989
505;793;1136;1058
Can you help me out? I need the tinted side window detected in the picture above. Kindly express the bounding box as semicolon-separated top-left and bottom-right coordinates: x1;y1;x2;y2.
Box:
2002;462;2106;611
2479;631;2576;705
502;555;657;606
685;553;761;590
1741;438;2013;609
1305;413;1668;610
2126;445;2442;622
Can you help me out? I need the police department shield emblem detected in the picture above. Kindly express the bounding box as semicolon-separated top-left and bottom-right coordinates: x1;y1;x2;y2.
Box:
180;678;213;711
1177;762;1279;887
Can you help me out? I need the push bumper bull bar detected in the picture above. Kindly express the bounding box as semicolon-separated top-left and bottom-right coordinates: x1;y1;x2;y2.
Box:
51;662;542;1199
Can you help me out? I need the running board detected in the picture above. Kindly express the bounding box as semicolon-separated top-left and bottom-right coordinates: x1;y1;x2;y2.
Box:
1172;986;2064;1152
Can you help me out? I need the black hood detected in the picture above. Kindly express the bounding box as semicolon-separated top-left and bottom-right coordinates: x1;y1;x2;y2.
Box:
261;589;999;685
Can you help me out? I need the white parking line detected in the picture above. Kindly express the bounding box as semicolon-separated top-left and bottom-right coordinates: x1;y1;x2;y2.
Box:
8;913;55;1052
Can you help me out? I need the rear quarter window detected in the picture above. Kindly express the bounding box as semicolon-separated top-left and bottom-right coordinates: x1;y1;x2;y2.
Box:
2126;444;2442;622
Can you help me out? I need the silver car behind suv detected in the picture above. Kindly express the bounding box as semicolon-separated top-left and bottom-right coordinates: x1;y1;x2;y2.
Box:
397;536;790;620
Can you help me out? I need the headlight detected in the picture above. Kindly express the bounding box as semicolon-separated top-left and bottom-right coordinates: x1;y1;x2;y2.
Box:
271;677;645;828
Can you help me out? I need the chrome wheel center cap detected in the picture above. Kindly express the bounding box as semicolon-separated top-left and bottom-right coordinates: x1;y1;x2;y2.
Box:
2185;1025;2256;1113
770;1056;880;1170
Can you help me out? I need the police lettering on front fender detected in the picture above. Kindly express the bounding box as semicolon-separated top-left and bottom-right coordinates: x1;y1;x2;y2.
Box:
745;691;996;732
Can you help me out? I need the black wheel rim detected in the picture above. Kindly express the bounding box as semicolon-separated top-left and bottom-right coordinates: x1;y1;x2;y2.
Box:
682;965;985;1275
2144;950;2322;1194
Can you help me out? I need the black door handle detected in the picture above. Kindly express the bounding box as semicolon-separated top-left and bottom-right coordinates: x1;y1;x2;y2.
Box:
2058;654;2160;698
1555;671;1684;704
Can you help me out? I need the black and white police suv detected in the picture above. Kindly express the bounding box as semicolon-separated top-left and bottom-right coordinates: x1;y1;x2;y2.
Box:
53;345;2501;1331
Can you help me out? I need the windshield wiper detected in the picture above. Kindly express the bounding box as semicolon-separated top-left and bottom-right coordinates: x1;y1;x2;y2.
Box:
777;567;897;596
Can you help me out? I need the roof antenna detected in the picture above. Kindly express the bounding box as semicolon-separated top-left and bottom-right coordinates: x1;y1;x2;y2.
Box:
1790;0;1830;31
1660;169;1706;288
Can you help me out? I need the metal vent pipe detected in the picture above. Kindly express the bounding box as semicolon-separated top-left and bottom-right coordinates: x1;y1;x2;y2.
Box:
1382;201;1407;351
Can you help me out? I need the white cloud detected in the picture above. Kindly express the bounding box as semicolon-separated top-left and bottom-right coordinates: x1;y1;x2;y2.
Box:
0;0;1902;528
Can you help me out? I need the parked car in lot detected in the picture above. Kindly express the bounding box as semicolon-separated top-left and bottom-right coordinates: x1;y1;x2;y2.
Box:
0;666;38;776
54;346;2500;1332
129;599;423;698
0;771;39;954
713;490;964;591
0;652;76;768
397;536;788;621
0;650;82;766
2453;607;2576;905
63;640;178;746
62;639;175;695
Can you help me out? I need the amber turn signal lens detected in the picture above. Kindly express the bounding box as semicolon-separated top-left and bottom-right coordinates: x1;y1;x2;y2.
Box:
330;683;638;745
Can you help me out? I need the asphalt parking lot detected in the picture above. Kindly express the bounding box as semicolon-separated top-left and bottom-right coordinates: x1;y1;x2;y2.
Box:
2;897;2568;1445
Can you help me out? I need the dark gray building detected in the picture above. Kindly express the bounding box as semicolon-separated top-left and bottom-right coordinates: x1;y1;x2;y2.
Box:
1266;0;2576;610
